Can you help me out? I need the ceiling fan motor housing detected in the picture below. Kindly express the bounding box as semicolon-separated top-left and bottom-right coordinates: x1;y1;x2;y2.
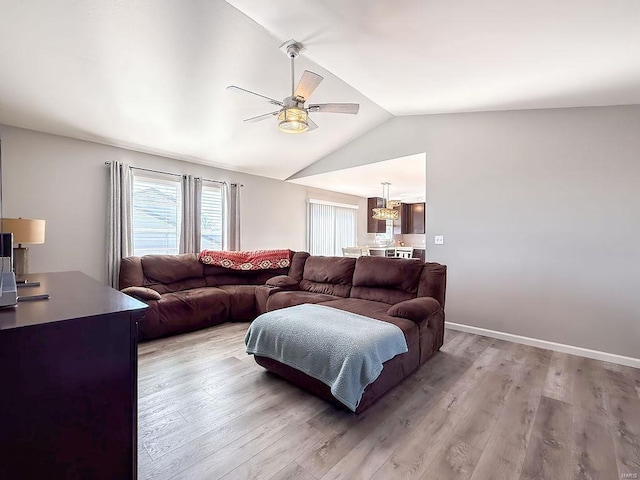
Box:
280;39;304;58
283;96;305;108
283;96;300;107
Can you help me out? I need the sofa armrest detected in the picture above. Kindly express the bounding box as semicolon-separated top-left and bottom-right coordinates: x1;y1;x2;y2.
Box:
255;284;288;315
121;286;161;302
265;275;300;290
387;297;441;324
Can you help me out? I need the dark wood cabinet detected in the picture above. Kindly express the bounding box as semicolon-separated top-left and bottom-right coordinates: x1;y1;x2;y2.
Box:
367;197;387;233
0;271;147;480
393;203;410;234
408;202;426;234
393;202;425;234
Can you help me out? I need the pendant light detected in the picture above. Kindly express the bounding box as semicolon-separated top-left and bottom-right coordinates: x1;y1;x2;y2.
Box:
372;182;399;220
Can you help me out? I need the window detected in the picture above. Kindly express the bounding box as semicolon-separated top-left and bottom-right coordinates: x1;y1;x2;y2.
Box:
307;199;358;256
200;182;223;250
132;175;182;256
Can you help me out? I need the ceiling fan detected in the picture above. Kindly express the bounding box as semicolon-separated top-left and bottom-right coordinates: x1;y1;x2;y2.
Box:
227;40;360;134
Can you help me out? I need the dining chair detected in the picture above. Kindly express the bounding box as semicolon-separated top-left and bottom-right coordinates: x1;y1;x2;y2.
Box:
342;247;362;258
395;247;414;259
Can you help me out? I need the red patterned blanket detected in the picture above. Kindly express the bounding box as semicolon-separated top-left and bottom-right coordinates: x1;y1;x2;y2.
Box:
198;249;291;270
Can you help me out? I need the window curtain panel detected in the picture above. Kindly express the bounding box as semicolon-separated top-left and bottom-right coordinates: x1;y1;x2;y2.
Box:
107;161;133;288
307;200;357;256
179;175;202;253
307;201;335;256
223;182;241;251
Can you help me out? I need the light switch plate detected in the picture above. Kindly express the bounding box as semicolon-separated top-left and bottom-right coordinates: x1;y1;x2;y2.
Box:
434;235;444;245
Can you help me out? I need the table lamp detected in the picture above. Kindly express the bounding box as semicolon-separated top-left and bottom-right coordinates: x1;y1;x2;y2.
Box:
0;218;46;275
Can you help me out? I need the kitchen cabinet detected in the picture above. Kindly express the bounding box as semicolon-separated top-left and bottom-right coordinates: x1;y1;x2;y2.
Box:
408;202;425;234
393;203;410;234
393;202;425;234
367;197;387;233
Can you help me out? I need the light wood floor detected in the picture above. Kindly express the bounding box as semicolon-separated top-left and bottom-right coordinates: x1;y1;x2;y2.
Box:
137;322;640;480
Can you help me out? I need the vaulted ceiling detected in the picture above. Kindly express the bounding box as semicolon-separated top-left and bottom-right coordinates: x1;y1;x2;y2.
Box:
1;0;638;180
0;0;391;180
229;0;640;116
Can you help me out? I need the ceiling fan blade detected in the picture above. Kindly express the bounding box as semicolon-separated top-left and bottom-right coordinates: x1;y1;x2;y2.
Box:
243;111;280;123
294;71;323;102
308;103;360;114
307;117;318;131
227;86;283;107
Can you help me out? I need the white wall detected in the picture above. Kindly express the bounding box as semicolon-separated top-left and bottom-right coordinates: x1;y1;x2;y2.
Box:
0;125;367;282
296;105;640;359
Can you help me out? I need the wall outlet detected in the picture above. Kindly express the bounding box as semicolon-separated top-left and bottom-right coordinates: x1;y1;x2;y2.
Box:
434;235;444;245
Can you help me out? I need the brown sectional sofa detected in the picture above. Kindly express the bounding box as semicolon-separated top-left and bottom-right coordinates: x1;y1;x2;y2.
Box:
119;251;446;412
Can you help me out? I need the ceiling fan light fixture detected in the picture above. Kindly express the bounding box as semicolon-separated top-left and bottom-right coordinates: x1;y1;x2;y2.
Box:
278;107;308;133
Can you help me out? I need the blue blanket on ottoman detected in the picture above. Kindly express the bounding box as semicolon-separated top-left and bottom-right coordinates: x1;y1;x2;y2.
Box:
245;304;408;411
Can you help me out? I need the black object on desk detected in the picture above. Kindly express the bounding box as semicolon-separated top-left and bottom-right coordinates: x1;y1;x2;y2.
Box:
17;293;49;302
0;271;147;480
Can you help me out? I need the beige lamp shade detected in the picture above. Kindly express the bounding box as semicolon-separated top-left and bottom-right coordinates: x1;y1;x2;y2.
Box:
1;218;46;245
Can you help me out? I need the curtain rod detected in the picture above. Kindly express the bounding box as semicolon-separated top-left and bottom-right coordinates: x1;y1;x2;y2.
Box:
104;162;180;178
197;177;226;186
104;161;231;185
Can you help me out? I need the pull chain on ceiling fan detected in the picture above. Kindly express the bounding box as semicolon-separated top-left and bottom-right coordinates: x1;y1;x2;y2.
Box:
227;40;360;134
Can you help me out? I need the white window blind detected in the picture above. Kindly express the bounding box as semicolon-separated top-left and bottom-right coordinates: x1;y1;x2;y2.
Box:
132;175;182;256
200;182;223;251
307;200;358;256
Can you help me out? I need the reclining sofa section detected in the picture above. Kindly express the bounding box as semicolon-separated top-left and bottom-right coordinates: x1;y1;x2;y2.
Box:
119;251;298;340
254;254;446;412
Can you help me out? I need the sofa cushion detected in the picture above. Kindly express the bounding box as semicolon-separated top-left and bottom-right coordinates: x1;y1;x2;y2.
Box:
119;256;144;289
318;298;419;347
147;278;208;295
121;286;161;301
299;256;356;297
141;254;203;284
350;256;423;305
218;285;258;321
138;287;229;340
288;252;310;282
266;291;338;312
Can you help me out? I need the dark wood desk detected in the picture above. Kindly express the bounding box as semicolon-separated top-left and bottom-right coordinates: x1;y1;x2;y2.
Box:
0;271;147;480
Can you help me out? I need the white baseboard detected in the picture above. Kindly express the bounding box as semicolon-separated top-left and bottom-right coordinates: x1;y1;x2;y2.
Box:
446;321;640;369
